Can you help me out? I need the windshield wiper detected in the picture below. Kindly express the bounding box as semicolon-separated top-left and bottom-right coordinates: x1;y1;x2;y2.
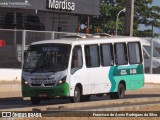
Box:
30;63;47;73
30;63;67;73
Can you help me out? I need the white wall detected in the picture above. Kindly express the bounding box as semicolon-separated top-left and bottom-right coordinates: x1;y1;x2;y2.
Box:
0;69;21;81
145;74;160;83
0;69;160;83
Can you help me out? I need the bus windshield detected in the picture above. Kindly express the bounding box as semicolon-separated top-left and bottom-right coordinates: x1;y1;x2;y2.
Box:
23;44;71;73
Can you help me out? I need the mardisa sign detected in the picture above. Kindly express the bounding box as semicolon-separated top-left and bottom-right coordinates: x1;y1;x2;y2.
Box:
46;0;75;11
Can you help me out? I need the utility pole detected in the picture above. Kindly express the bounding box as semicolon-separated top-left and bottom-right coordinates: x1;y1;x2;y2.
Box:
124;0;134;36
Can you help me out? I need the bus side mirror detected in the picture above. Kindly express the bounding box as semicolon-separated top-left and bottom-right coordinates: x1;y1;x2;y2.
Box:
24;50;28;59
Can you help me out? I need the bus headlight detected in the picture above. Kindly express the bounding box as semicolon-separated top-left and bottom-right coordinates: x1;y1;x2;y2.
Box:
24;81;29;85
22;78;29;86
57;76;66;85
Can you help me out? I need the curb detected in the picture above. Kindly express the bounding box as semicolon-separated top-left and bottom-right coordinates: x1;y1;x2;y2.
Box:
1;97;160;112
85;103;160;111
44;97;160;110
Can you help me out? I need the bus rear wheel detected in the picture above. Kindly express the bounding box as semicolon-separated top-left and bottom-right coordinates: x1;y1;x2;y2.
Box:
70;87;81;103
31;97;40;105
110;84;125;99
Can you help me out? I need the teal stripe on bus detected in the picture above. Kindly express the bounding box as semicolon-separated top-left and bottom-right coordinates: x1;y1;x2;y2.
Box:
109;64;144;92
109;66;117;92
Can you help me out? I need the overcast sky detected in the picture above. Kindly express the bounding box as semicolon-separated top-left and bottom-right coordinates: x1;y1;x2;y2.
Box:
138;0;160;36
153;0;160;5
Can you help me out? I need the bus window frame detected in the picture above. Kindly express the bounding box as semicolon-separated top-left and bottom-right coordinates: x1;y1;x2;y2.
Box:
128;42;143;64
84;44;100;68
114;42;128;65
70;45;83;75
100;43;114;67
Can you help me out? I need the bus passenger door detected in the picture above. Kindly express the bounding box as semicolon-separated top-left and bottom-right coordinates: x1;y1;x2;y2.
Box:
69;45;92;96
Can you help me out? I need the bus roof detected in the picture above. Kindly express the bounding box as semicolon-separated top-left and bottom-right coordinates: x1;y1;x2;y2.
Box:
31;36;142;46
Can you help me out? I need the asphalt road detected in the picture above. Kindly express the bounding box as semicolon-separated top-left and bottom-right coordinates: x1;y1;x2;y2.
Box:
0;83;159;111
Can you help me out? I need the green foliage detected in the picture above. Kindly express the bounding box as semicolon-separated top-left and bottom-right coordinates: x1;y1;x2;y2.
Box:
91;0;160;37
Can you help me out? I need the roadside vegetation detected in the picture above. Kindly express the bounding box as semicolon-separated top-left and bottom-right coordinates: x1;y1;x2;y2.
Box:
88;0;160;37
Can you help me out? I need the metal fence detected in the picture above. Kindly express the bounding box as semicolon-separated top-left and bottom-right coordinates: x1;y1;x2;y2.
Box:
143;38;160;74
0;29;160;74
0;29;78;68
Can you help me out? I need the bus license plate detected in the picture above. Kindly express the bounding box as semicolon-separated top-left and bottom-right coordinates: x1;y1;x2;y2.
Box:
38;93;48;97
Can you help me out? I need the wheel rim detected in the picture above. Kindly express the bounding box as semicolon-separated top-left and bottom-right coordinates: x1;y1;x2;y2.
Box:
74;88;80;102
119;85;124;98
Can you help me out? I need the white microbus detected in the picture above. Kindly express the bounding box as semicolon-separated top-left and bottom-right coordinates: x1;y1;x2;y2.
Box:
22;36;144;105
141;39;160;73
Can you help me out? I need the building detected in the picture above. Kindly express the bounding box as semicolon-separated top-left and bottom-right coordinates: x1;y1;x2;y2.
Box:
0;0;100;68
0;0;100;32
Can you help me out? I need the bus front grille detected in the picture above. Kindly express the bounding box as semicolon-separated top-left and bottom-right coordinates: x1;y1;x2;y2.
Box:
34;89;54;95
31;83;56;87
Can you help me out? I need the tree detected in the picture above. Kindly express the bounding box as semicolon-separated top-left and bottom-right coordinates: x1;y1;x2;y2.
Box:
134;0;160;37
91;0;160;37
90;0;126;35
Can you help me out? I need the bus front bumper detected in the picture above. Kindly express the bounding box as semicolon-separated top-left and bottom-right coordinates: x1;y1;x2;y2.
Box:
22;83;70;98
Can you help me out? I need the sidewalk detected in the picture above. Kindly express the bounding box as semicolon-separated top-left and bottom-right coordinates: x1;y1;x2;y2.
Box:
0;81;21;98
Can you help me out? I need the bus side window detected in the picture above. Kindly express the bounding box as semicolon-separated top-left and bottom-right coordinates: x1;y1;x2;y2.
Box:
128;42;142;64
114;43;128;65
100;43;114;66
71;45;83;74
85;45;100;68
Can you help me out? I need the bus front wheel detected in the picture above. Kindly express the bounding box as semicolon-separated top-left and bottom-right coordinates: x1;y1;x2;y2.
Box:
31;97;40;105
70;87;81;103
110;84;125;99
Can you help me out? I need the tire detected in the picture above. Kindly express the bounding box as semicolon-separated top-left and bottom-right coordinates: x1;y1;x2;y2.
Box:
110;84;125;99
81;95;91;102
117;84;125;99
31;97;40;105
70;87;81;103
